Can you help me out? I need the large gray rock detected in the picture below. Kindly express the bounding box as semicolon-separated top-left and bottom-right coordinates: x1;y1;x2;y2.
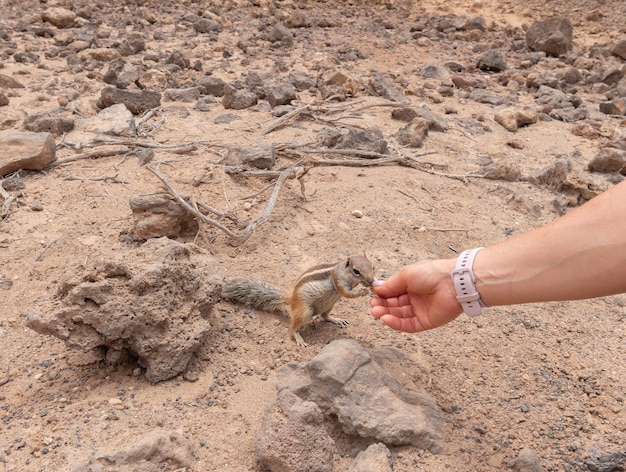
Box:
42;7;76;28
254;390;335;472
97;86;161;115
224;146;276;169
27;238;221;383
130;193;200;240
348;443;393;472
494;107;538;132
256;339;441;469
73;428;195;472
76;103;136;136
0;130;56;177
526;17;573;57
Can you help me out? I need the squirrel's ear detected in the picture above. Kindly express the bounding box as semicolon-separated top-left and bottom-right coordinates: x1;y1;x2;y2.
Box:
345;257;351;267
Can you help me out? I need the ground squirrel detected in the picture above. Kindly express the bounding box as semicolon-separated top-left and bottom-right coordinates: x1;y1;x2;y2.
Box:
221;256;375;347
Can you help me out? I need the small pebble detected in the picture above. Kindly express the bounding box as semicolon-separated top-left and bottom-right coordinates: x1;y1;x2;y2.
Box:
31;201;44;211
351;210;363;218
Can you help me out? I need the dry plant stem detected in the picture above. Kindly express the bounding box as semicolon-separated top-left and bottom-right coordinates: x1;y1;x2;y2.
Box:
35;239;57;262
147;165;302;243
0;182;17;219
422;227;470;232
261;105;311;135
0;367;9;387
61;137;200;152
54;146;132;165
63;174;127;184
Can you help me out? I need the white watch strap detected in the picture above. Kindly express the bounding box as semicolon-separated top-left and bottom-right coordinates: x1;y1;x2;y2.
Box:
451;248;485;317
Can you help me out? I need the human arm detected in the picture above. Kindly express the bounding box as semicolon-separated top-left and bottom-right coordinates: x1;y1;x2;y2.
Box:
369;179;626;332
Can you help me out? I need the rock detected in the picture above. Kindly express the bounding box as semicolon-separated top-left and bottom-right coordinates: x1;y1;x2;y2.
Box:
476;50;507;72
571;122;601;139
275;339;442;450
137;69;172;90
165;50;190;70
103;59;141;89
333;128;387;154
269;23;294;46
225;146;276;169
535;85;581;116
27;238;220;383
451;74;479;90
193;18;219;34
266;83;297;108
164;87;202;103
529;159;606;203
551;105;588;123
422;65;449;79
483;159;522;181
196;76;227;96
588;148;626;174
600;67;622;86
391;107;418;122
214;113;242;124
397;118;429;147
118;33;146;56
415;105;448;131
599;98;626;116
508;448;544;472
369;74;407;103
73;428;195;472
526;17;573;57
97;87;161;115
584;449;626;472
0;92;9;107
76;103;136;136
254;390;335;472
0;130;56;177
289;70;316;91
42;7;76;28
469;89;504;106
77;48;122;62
0;73;25;89
610;39;626;60
494;107;538;131
24;113;75;135
348;443;393;472
130;193;199;240
222;85;258;110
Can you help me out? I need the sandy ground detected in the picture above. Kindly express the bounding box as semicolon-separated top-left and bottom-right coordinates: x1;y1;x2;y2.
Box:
0;0;625;470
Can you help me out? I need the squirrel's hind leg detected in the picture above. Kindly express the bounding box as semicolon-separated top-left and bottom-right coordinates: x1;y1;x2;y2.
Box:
289;300;312;347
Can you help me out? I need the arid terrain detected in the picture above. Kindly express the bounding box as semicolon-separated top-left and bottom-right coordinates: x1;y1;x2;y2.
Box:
0;0;625;471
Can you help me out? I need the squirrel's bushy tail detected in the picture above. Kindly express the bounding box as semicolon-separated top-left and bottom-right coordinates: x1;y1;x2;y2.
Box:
221;278;287;314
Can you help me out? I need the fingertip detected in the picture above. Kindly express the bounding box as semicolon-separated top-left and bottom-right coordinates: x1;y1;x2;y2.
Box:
372;279;385;287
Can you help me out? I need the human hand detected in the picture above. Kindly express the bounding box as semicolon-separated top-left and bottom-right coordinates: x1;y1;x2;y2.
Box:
369;259;463;333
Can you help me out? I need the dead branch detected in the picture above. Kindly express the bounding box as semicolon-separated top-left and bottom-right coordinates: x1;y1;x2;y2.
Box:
0;366;10;386
60;137;200;153
62;173;127;184
147;165;303;243
35;239;57;262
260;105;311;135
0;181;18;220
54;146;132;165
420;226;470;232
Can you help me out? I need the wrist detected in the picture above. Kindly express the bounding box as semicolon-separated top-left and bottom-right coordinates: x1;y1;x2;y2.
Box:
451;248;488;316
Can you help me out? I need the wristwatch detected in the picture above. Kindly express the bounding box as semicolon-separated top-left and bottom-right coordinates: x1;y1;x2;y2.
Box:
451;247;486;317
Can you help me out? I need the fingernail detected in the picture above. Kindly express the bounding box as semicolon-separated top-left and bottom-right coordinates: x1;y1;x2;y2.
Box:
372;279;385;287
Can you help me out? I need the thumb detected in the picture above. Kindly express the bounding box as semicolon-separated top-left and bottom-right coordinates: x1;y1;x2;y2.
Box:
370;271;408;298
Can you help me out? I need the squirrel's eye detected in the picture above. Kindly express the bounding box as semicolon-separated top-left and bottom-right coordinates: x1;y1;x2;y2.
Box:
353;268;361;276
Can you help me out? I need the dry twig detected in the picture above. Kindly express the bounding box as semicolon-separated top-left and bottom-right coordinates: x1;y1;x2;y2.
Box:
0;180;18;220
147;165;303;243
